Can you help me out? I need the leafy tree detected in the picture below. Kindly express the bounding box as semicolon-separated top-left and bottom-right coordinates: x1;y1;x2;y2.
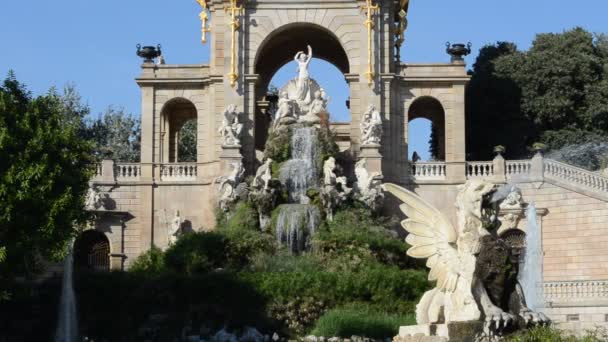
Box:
0;73;94;277
466;42;534;160
88;107;141;162
467;28;608;160
178;119;197;162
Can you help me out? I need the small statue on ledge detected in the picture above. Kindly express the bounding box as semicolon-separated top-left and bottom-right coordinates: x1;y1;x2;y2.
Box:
219;104;243;146
217;161;246;212
360;104;383;145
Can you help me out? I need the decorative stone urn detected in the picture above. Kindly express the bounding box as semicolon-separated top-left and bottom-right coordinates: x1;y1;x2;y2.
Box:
136;44;162;63
446;42;472;63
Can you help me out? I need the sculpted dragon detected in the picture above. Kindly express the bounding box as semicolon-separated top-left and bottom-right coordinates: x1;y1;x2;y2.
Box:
384;181;549;333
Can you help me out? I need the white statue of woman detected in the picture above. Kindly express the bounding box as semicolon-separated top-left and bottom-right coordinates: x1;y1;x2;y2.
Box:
361;104;383;145
294;45;313;102
168;210;184;245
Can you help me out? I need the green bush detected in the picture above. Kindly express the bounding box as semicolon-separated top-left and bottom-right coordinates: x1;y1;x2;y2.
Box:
314;207;422;271
164;232;227;275
217;202;276;269
265;128;292;164
310;303;415;339
506;326;608;342
129;246;166;276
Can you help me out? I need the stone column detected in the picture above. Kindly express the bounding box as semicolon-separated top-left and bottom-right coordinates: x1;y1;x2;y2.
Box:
493;153;507;183
220;145;243;174
531;150;544;182
360;144;382;174
101;159;116;182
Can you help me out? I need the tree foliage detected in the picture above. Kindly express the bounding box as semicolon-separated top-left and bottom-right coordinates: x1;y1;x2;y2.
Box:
88;106;141;162
467;28;608;160
177;119;197;162
0;73;94;276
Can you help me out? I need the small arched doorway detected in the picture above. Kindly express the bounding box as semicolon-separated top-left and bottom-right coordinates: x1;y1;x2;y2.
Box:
408;96;446;161
160;98;198;163
74;230;110;272
253;23;351;152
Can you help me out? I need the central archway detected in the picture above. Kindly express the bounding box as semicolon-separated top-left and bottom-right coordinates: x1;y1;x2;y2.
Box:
253;23;351;152
254;23;350;89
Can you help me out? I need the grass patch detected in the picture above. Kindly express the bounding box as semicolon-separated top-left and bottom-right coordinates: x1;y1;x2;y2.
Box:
310;303;415;339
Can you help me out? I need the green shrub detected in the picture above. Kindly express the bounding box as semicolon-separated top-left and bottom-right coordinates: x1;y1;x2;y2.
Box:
164;232;227;275
217;202;276;269
265;128;292;164
310;303;415;338
129;246;166;276
506;326;608;342
314;207;422;271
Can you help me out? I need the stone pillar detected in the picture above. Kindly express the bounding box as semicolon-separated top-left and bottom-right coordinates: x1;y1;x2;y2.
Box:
101;159;116;182
220;145;243;174
493;153;507;183
531;151;544;182
360;144;382;174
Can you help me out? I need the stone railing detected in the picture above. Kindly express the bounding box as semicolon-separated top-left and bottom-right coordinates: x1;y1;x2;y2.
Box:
92;160;199;183
160;163;198;181
411;162;447;180
506;160;532;178
467;161;494;178
114;163;141;181
544;159;608;193
544;280;608;304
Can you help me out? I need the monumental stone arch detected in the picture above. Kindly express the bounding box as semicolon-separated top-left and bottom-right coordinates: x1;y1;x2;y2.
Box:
87;0;608;331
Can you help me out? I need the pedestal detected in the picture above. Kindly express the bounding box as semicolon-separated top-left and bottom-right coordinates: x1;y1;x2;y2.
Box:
220;145;243;174
359;144;382;174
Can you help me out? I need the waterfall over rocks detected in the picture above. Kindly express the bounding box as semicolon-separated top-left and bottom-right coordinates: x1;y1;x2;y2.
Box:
279;127;319;204
519;204;544;311
55;243;78;342
275;204;321;253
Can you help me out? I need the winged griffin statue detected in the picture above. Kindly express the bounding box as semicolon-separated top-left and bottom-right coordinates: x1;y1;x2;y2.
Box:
384;181;549;334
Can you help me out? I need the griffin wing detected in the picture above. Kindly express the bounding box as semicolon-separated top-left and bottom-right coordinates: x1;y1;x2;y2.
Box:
383;183;462;292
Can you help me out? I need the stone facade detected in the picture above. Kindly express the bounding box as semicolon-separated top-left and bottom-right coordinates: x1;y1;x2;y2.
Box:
83;0;608;333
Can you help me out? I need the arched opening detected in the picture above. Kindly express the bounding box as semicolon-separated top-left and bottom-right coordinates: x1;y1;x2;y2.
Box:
160;98;198;163
74;230;110;272
269;60;350;122
253;23;350;152
408;97;446;161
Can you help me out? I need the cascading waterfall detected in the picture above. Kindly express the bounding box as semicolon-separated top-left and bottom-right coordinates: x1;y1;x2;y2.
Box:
275;204;321;253
519;204;543;311
275;126;322;253
55;242;78;342
279;127;319;204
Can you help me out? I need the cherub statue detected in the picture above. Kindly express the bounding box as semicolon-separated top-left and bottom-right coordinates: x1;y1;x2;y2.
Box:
354;159;383;211
168;210;184;245
85;185;104;211
273;92;297;130
384;181;549;335
253;158;273;192
309;90;327;116
321;157;351;220
360;104;383;145
218;104;243;146
217;161;246;212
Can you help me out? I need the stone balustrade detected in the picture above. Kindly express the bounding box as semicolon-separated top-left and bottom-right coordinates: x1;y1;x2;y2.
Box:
114;163;141;181
545;159;608;193
160;163;198;181
544;280;608;304
506;160;532;178
411;162;447;180
467;161;494;178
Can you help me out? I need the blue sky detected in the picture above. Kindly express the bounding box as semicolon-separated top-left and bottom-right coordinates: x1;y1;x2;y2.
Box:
1;0;606;160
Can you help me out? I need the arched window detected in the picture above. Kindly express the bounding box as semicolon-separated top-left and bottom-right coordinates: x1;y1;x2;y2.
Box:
74;230;110;272
408;97;446;161
161;98;198;163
